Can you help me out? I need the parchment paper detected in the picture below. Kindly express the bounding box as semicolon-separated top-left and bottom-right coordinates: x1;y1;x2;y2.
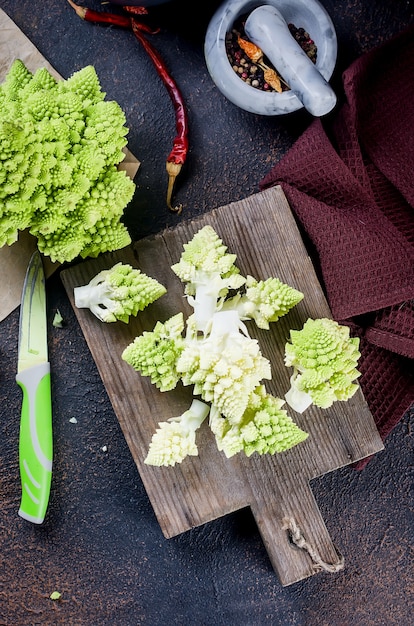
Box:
0;8;140;322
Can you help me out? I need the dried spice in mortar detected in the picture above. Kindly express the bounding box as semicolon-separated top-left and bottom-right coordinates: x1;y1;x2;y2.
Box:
226;18;318;93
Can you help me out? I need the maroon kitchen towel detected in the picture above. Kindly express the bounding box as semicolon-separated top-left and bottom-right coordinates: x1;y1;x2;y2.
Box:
260;25;414;468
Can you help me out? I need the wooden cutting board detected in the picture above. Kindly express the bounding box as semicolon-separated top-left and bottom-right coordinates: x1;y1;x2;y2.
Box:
61;185;384;586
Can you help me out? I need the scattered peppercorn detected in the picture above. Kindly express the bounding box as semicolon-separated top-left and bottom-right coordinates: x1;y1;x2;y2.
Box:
226;16;318;93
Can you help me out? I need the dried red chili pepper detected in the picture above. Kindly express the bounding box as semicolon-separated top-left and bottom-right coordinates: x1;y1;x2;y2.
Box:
66;1;188;213
66;0;131;27
66;1;159;33
131;18;188;213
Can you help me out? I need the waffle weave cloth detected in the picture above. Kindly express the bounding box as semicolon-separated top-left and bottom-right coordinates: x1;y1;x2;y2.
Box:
260;25;414;468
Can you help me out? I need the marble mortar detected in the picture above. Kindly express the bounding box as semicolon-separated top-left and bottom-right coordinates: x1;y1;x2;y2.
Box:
204;0;338;116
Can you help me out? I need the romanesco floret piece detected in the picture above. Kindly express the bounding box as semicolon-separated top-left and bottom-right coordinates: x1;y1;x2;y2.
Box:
209;405;244;458
171;225;241;284
209;385;308;458
122;313;185;391
144;399;210;466
176;310;271;423
74;262;166;323
239;388;309;456
0;60;135;262
224;275;304;329
284;317;361;412
171;225;246;331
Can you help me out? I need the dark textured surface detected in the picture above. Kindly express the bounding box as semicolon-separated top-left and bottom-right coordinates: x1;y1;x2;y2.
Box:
0;1;413;624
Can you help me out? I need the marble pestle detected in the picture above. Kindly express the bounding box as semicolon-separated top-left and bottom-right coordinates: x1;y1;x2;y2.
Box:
244;5;337;117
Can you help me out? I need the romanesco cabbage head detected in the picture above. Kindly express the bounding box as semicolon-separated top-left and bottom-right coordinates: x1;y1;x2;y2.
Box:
74;262;167;323
0;60;135;262
122;313;186;392
284;317;361;412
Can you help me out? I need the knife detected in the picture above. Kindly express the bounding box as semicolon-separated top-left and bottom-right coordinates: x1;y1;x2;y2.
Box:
16;250;53;524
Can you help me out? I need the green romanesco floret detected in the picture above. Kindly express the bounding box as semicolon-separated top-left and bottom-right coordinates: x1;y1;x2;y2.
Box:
23;66;58;96
144;399;210;466
284;317;361;412
171;225;246;332
171;225;241;285
74;262;166;323
176;309;271;423
223;275;304;329
209;385;308;458
0;60;135;262
122;313;186;392
208;404;244;457
238;387;308;456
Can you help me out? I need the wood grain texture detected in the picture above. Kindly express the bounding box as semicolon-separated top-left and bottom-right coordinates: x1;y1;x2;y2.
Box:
61;185;384;585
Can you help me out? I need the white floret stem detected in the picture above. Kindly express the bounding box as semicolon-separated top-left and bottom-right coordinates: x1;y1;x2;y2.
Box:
74;282;112;308
284;370;313;414
178;399;210;432
222;294;255;321
74;282;116;321
209;309;241;340
74;283;100;309
208;309;251;342
192;281;221;332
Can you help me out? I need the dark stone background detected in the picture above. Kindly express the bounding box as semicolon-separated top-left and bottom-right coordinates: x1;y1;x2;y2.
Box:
0;1;413;624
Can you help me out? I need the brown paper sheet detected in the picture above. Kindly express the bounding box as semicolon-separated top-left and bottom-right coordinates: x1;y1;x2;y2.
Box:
0;9;140;322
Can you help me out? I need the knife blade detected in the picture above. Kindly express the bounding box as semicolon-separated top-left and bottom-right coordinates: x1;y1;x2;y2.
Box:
16;250;52;524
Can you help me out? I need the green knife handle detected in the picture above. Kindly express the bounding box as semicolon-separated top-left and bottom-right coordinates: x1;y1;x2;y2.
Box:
16;362;53;524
